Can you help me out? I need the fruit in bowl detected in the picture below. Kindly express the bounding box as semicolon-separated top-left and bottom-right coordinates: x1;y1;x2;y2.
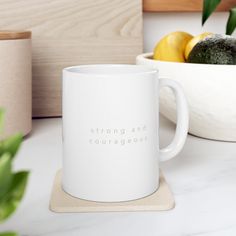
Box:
136;31;236;141
187;34;236;64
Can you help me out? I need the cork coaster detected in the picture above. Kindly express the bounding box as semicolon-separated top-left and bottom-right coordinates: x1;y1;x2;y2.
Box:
50;170;175;213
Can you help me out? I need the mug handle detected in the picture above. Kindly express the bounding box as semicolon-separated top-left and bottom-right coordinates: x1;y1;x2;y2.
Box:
159;78;189;162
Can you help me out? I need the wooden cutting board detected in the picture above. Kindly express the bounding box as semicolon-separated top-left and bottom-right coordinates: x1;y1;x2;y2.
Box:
0;0;143;117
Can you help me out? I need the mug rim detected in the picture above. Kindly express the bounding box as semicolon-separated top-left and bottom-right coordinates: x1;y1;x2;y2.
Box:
63;64;158;76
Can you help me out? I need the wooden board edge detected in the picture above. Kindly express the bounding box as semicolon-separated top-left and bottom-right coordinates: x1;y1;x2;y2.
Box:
143;0;236;12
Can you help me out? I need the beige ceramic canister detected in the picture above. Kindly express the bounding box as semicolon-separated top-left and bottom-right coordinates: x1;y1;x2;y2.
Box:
0;31;32;138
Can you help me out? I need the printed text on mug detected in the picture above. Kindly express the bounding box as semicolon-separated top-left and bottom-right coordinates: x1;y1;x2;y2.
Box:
89;125;148;146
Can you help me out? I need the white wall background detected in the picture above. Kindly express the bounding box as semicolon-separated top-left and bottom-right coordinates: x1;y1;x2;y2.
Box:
143;12;236;52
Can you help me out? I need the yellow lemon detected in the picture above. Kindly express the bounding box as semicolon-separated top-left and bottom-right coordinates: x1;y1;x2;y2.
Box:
185;32;213;60
153;31;193;62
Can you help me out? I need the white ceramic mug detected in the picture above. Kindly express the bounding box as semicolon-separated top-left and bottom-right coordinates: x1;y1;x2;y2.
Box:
62;64;189;202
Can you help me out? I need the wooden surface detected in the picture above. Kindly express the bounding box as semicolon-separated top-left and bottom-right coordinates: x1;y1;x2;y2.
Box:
50;170;175;212
0;0;142;117
0;31;31;40
143;0;236;12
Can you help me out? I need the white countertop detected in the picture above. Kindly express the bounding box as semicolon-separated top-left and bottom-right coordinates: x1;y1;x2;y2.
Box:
1;116;236;236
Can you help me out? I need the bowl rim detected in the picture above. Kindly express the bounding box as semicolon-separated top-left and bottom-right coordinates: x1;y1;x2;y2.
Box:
137;52;236;67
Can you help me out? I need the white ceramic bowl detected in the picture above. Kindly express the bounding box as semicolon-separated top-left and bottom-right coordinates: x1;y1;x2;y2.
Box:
136;52;236;141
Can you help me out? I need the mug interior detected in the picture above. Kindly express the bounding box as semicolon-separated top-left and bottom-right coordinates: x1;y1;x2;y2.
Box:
64;64;157;75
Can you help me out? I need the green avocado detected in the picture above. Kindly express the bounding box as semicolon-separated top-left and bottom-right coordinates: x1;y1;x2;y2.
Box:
187;34;236;65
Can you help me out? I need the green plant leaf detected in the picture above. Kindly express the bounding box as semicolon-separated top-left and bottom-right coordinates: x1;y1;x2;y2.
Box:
0;133;23;159
0;232;18;236
226;7;236;35
0;171;29;222
0;153;13;199
202;0;221;25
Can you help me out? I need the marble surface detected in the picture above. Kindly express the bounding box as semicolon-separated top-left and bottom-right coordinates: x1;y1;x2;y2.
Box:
1;116;236;236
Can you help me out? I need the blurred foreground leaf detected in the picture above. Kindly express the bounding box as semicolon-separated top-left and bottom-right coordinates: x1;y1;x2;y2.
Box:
0;108;29;236
0;134;23;159
0;154;13;199
0;171;29;222
0;232;18;236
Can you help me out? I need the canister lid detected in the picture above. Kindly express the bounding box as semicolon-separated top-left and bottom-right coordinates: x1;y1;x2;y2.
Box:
0;31;31;40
